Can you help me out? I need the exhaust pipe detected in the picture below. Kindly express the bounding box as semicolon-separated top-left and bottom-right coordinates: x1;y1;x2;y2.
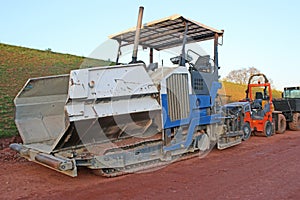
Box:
131;6;144;63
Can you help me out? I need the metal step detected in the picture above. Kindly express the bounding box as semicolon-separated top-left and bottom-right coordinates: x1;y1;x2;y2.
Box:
220;131;243;138
217;138;242;150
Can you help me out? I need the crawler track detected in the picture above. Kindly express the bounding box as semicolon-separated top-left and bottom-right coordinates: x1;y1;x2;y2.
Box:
95;137;211;177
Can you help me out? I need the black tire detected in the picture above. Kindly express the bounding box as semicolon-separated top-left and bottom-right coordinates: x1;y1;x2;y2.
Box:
276;114;286;134
264;120;273;137
289;113;300;131
242;122;251;141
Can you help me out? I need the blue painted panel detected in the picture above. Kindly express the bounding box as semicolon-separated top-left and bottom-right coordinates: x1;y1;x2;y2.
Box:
162;94;216;129
163;113;222;152
210;81;222;107
161;80;222;152
189;95;211;109
161;94;190;129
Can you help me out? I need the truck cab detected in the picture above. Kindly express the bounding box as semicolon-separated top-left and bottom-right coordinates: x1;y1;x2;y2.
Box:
273;86;300;131
283;87;300;98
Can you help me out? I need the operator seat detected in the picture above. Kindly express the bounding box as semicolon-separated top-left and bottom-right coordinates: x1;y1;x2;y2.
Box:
194;55;212;73
252;92;263;109
251;92;264;119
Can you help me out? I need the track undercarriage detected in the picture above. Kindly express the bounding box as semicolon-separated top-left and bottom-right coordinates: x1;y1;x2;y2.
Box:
12;125;219;177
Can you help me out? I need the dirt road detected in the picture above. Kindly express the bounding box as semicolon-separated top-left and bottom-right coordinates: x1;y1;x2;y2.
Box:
1;131;300;200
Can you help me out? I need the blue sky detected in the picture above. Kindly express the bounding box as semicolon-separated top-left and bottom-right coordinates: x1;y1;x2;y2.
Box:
1;0;299;90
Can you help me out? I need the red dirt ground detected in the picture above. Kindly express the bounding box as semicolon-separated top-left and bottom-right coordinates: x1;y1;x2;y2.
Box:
1;131;300;200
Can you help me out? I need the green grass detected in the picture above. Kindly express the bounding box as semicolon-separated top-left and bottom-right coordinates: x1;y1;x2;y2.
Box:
0;43;111;138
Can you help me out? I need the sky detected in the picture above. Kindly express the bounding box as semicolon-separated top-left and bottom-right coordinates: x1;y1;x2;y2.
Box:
1;0;299;90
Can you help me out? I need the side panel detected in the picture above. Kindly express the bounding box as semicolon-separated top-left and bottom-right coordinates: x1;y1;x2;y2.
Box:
166;73;190;121
14;75;69;147
159;67;192;129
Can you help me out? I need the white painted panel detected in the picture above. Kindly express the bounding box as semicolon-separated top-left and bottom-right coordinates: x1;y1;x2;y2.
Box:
69;69;89;99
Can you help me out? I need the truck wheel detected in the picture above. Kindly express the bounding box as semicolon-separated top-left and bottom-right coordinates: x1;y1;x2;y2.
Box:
242;122;251;141
264;121;273;137
289;113;300;131
276;114;286;134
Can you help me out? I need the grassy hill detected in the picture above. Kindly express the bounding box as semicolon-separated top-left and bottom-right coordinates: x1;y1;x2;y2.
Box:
0;43;283;138
219;80;282;103
0;43;111;138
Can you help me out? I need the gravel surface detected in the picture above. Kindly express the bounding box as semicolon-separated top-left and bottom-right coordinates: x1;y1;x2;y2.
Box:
1;131;300;200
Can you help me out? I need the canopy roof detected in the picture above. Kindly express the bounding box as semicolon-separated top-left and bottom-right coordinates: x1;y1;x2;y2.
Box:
109;14;224;51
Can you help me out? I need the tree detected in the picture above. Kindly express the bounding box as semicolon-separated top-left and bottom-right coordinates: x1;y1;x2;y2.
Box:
45;48;52;52
224;67;260;85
